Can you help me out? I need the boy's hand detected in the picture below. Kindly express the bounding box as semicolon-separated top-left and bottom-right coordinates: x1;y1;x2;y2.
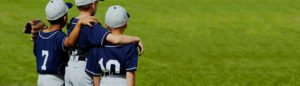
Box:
137;39;144;56
78;16;97;27
23;19;47;40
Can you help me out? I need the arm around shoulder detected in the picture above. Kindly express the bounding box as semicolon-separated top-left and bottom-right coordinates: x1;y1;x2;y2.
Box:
106;34;144;55
106;34;140;44
64;16;97;47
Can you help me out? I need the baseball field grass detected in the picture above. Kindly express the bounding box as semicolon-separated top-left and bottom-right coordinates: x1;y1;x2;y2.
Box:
0;0;300;85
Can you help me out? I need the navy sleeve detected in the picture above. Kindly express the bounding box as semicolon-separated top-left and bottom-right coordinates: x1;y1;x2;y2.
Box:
66;17;76;35
85;24;110;47
126;44;139;72
85;48;101;75
67;26;73;36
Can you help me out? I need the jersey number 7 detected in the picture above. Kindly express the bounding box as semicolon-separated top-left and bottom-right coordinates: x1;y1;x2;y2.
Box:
41;50;49;70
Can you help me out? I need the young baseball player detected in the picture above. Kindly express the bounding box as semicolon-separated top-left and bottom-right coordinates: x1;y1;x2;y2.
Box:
34;0;97;86
64;0;144;86
85;5;139;86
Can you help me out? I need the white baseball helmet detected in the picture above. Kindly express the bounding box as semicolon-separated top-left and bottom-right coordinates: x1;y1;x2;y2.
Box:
105;5;130;28
45;0;72;20
75;0;98;6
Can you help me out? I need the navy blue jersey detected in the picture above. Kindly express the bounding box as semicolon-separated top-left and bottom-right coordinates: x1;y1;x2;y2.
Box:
85;44;139;76
66;18;110;58
33;30;69;75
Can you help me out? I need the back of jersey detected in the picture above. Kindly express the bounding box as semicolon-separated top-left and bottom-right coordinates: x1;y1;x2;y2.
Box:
66;18;110;63
86;44;139;76
34;30;69;75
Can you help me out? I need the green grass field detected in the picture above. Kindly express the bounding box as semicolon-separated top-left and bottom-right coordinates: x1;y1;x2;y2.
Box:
0;0;300;85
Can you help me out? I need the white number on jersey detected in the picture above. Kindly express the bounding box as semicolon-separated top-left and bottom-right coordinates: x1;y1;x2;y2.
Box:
99;58;120;74
41;50;49;70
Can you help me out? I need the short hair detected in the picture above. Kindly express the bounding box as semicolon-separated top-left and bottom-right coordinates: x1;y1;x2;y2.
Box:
48;13;67;25
77;3;92;11
106;23;127;30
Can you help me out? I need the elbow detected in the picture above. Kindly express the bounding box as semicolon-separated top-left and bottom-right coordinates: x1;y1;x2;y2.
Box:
65;40;75;48
68;41;75;47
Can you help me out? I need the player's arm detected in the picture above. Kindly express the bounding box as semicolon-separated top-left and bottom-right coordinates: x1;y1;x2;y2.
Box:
23;19;47;42
127;72;135;86
93;75;101;86
106;34;144;55
64;17;97;47
126;45;139;86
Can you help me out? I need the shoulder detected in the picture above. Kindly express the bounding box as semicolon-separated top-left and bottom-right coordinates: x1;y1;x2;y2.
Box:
56;31;67;37
124;44;138;52
91;23;108;31
104;43;136;48
53;31;66;41
38;30;64;39
67;18;78;29
127;43;137;48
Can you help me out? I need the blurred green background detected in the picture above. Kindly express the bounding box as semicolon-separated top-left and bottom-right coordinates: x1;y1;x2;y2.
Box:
0;0;300;85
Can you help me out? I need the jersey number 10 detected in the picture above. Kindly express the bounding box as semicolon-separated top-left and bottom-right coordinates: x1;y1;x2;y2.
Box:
99;58;120;74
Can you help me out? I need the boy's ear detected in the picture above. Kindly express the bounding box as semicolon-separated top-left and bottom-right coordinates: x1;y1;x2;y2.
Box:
124;22;128;28
91;4;94;10
63;15;67;21
92;3;96;10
